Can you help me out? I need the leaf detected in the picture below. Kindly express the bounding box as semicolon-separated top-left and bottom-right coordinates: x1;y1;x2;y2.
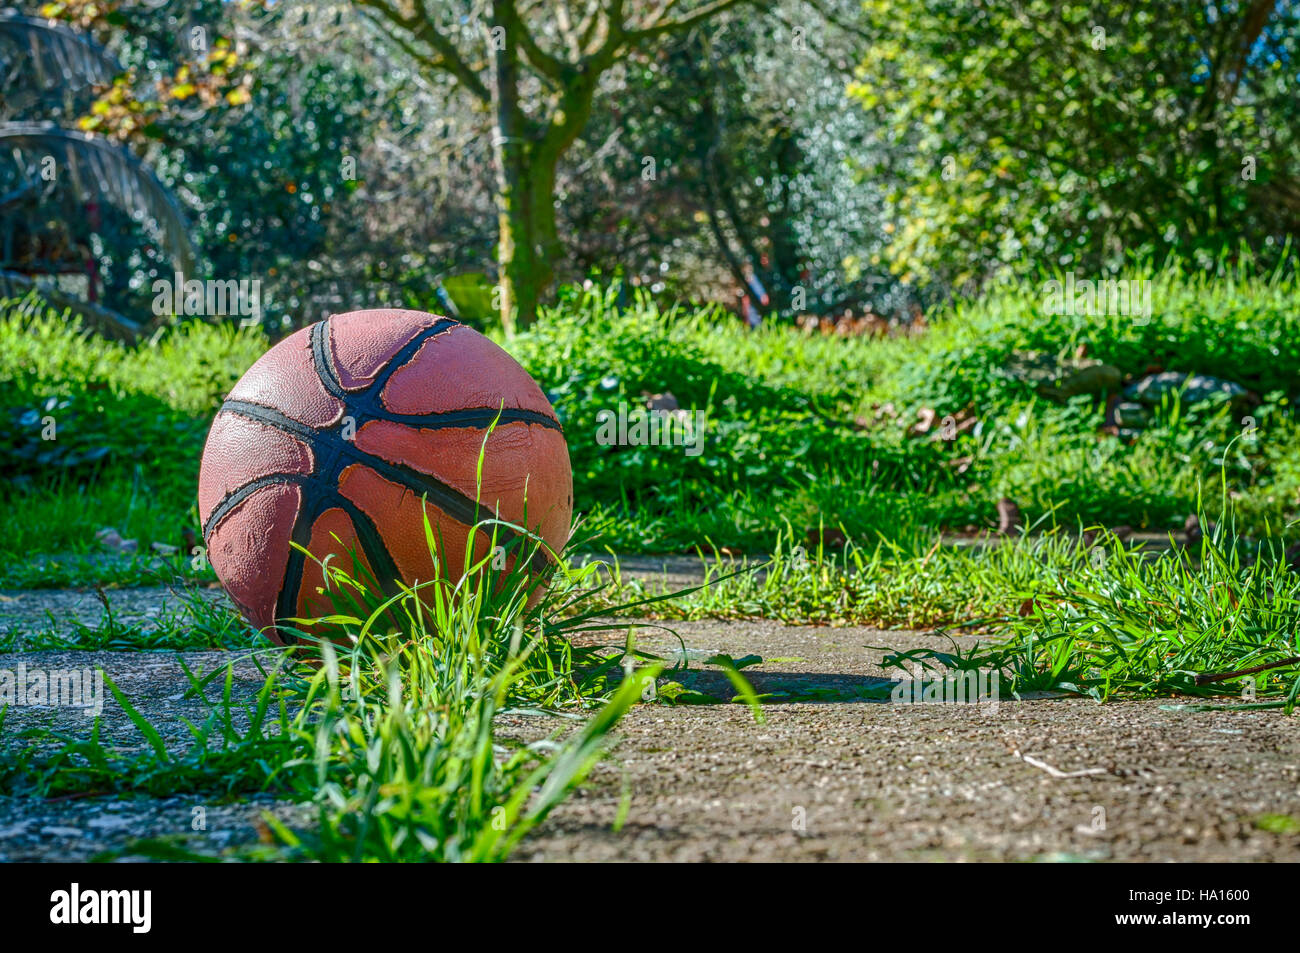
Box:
655;681;722;705
703;653;763;671
703;656;766;723
102;672;170;761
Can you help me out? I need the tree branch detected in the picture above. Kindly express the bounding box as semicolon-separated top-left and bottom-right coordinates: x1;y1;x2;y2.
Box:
575;0;606;55
624;0;749;43
356;0;491;102
498;0;572;82
1224;0;1278;102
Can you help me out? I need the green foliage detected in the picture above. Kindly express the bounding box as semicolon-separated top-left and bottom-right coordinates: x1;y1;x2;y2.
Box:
18;588;256;652
0;659;304;799
852;258;1300;531
851;0;1300;293
569;2;896;317
5;259;1300;568
0;394;111;477
584;512;1300;703
870;261;1300;414
509;285;937;549
0;296;264;553
0;519;673;861
886;524;1300;706
511;266;1300;546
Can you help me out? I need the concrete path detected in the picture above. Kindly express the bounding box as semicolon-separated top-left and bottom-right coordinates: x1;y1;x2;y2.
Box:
1;585;1297;862
523;621;1300;862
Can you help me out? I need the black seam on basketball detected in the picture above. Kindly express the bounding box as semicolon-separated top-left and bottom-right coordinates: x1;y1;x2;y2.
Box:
331;497;405;599
310;320;348;401
323;315;562;430
215;398;554;573
366;317;461;392
218;399;506;529
271;494;407;645
382;406;561;431
313;316;462;397
195;473;309;646
272;416;360;644
320;317;560;429
219;399;320;442
272;497;320;645
368;315;562;429
222;396;560;436
201;473;305;540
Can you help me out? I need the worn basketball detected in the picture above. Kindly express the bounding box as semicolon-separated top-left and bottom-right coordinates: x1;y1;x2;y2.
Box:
197;309;572;645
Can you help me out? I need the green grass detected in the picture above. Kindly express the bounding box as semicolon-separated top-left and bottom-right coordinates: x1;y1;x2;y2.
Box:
3;259;1300;711
584;507;1300;704
14;587;255;651
0;658;304;800
510;262;1300;549
0;294;263;561
0;512;694;861
586;523;1122;629
0;551;213;590
6;260;1298;866
1253;814;1300;835
0;474;203;567
6;256;1300;570
985;526;1300;704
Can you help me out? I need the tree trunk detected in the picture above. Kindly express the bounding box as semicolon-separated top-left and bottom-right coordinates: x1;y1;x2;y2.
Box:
495;149;559;336
371;0;750;332
495;149;552;337
490;4;546;336
490;0;603;333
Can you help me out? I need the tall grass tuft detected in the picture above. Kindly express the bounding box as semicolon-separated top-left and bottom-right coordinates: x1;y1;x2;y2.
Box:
257;493;664;861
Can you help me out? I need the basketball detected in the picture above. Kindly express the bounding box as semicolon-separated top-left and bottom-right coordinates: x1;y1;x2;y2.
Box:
196;309;572;645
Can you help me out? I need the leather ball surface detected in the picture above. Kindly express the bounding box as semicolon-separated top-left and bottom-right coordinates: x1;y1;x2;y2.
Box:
197;309;572;644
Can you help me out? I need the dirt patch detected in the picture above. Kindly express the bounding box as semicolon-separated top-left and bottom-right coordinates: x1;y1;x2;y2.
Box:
0;794;307;862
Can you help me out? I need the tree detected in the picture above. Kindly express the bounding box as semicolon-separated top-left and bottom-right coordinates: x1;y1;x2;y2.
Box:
561;1;902;320
850;0;1300;294
356;0;752;333
34;1;502;331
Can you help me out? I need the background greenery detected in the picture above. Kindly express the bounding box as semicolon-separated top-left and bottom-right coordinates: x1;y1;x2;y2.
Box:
18;1;1296;324
3;0;1299;564
4;255;1298;565
2;4;1299;835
